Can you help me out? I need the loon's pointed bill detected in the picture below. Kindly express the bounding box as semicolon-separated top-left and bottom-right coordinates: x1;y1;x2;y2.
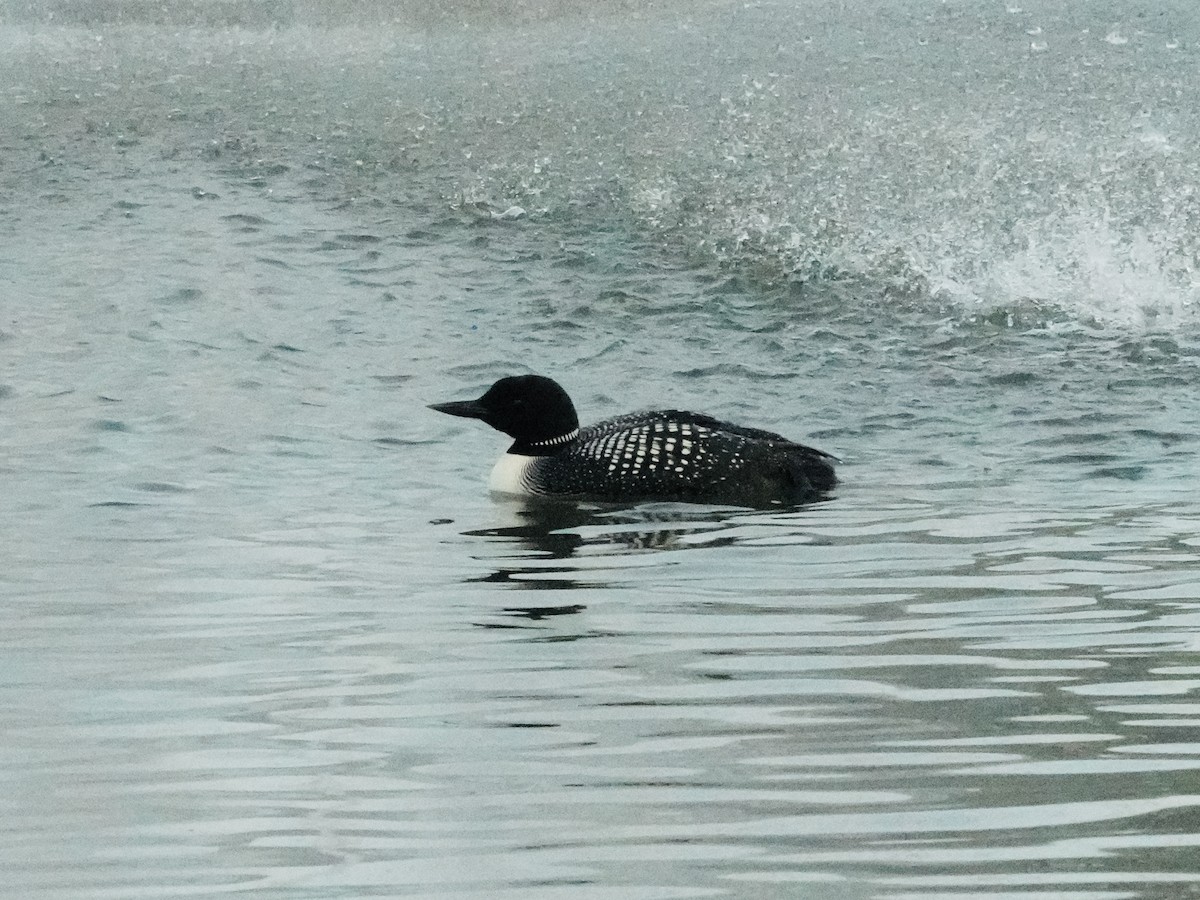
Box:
430;374;837;508
427;399;489;420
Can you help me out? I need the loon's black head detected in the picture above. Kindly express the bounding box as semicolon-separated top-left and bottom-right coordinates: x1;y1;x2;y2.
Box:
429;374;581;446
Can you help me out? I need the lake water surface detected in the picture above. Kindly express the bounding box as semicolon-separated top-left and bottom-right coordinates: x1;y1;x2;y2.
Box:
3;1;1200;897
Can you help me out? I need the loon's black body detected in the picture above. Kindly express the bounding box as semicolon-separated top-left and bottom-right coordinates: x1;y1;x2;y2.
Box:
429;375;837;508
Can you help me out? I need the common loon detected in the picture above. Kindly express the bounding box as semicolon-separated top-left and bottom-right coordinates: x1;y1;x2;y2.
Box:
429;374;837;508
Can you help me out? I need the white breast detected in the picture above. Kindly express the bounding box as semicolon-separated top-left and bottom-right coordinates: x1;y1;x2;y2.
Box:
488;452;536;496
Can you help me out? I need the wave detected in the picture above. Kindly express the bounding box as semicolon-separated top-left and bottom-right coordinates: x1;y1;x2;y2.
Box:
5;1;1197;329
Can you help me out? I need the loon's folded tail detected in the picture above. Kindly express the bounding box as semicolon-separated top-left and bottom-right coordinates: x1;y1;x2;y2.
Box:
785;446;838;498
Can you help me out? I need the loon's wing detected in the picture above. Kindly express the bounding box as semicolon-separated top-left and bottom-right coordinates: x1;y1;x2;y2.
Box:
594;410;837;459
537;409;835;506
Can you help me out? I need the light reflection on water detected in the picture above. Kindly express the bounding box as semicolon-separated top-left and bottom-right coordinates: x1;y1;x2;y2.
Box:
2;484;1198;898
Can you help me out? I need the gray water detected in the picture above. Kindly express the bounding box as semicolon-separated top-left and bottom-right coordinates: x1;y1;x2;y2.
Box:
3;1;1200;897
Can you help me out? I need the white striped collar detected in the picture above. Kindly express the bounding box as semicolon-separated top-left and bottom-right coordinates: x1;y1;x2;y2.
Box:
529;428;579;448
